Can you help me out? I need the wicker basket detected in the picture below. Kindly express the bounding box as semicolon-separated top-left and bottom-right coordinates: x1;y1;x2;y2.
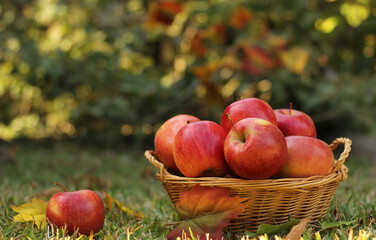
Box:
145;137;352;233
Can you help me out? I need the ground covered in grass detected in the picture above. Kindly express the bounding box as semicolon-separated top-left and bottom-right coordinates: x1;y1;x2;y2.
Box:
0;142;375;239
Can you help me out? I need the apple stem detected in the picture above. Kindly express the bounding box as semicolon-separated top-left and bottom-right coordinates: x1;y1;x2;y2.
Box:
289;102;293;115
225;113;245;142
54;182;69;192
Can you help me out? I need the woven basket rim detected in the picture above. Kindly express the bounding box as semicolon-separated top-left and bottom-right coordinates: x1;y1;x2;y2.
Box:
145;137;352;188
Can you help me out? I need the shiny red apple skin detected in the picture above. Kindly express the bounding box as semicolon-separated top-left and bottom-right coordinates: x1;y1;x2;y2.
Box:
274;109;317;137
154;114;200;171
278;136;334;178
221;98;278;133
224;118;288;180
46;190;105;236
173;121;229;177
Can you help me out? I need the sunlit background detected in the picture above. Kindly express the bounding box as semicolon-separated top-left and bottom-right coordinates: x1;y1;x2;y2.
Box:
0;0;375;148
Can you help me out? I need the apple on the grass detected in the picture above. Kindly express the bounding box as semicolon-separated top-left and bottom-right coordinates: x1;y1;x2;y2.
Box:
154;114;200;171
274;104;316;138
173;120;229;177
221;98;278;133
278;136;334;178
223;117;288;180
46;184;105;236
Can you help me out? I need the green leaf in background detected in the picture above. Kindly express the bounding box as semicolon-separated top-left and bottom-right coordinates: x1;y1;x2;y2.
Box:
320;220;356;230
246;219;300;237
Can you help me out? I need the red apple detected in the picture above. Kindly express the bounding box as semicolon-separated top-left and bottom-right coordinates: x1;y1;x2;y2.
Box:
224;117;288;180
46;185;105;236
221;98;277;133
278;136;334;178
173;121;229;177
274;105;316;137
154;114;200;171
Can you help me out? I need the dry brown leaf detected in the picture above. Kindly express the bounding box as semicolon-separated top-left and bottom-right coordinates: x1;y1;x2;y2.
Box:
284;218;310;240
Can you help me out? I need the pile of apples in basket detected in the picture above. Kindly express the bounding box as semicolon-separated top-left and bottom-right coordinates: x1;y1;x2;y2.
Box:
154;98;334;180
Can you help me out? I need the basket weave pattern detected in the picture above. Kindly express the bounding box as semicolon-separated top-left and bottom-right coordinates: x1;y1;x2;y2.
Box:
145;137;352;232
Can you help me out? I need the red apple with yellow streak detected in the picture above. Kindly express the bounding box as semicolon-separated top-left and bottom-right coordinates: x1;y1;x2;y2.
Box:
224;116;288;179
154;114;200;171
221;98;278;133
278;136;334;178
46;183;105;236
274;103;316;137
173;121;229;177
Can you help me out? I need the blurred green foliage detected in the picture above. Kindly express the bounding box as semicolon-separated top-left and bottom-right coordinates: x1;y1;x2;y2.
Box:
0;0;375;147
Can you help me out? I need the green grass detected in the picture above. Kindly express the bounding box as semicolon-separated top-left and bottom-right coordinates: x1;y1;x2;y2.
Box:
0;143;176;239
0;142;375;239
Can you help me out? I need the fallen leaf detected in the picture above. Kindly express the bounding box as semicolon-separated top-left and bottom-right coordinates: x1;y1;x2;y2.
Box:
10;198;48;229
168;214;227;240
284;218;310;240
167;184;248;240
245;219;300;237
103;191;144;219
320;220;356;230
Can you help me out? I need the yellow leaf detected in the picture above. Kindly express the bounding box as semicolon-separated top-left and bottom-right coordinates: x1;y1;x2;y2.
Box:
103;191;144;219
315;17;338;33
10;198;48;230
279;47;310;74
104;192;114;212
340;2;370;28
